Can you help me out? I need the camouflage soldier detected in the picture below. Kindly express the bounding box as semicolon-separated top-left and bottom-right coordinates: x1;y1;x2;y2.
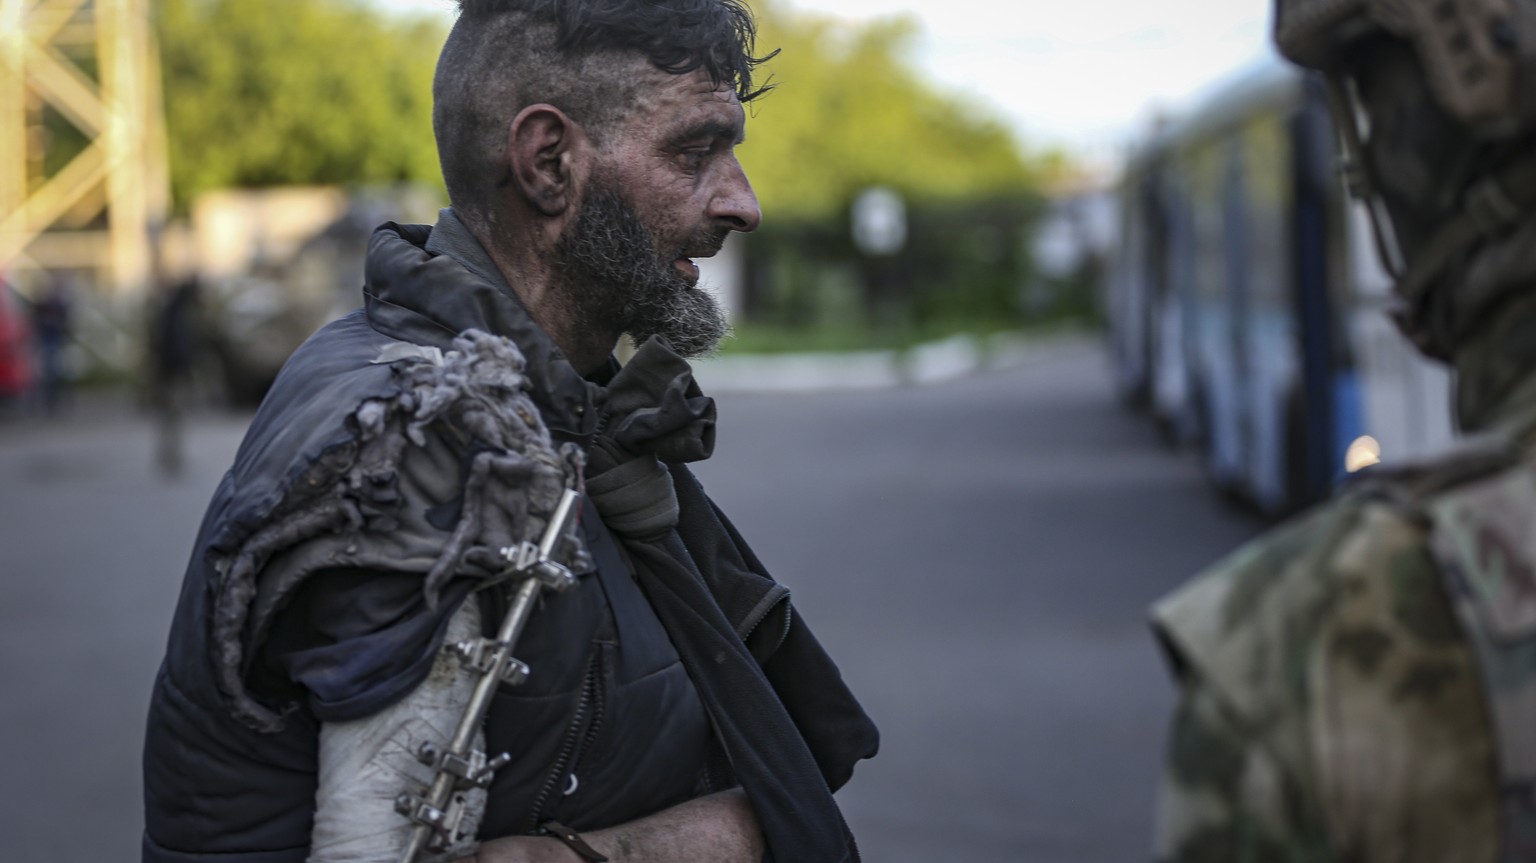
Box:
1152;1;1536;860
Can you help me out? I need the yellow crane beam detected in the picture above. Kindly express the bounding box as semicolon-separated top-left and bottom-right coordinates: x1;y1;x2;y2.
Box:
0;0;168;296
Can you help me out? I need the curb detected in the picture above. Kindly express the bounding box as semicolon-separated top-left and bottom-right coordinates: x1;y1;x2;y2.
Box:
691;329;1094;394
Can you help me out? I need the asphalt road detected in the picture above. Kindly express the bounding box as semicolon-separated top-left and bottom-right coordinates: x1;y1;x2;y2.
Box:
0;338;1261;862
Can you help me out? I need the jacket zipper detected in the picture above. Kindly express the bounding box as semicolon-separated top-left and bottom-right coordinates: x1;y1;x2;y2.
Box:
524;647;603;829
570;651;607;779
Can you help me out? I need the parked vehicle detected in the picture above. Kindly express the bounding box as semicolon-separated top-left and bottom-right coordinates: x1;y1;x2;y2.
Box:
1106;56;1455;516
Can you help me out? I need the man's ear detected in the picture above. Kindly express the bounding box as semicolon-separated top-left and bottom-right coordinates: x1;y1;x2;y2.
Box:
507;104;582;217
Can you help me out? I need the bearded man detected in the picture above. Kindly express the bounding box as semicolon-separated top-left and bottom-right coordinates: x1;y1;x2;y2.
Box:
139;3;878;862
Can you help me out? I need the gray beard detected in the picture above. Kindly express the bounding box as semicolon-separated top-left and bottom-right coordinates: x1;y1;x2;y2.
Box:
555;182;730;358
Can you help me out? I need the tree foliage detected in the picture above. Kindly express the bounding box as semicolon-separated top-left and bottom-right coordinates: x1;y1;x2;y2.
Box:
156;0;445;207
154;0;1048;219
740;3;1044;220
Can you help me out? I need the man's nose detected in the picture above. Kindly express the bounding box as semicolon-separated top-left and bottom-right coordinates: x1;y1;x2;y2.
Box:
710;159;762;233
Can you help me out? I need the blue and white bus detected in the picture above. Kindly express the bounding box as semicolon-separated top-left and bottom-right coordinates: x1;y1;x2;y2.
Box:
1106;56;1455;516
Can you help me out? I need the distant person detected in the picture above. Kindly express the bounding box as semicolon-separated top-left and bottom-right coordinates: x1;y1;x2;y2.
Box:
31;274;72;414
1153;1;1536;861
0;273;33;410
149;275;201;475
140;2;876;862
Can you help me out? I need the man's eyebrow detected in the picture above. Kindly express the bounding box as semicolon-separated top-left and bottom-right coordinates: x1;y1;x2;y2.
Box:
667;119;746;147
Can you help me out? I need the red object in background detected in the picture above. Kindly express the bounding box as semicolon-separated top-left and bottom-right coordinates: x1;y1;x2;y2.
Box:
0;282;34;399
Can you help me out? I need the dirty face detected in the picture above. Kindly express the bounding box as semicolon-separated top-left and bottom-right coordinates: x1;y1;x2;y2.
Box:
555;68;761;357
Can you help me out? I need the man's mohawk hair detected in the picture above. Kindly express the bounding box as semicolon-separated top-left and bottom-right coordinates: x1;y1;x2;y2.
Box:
455;0;776;103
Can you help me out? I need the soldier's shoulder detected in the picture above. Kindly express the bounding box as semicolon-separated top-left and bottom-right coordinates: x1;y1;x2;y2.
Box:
1410;434;1536;647
1346;429;1519;510
1153;497;1367;679
1153;432;1527;715
1151;496;1432;720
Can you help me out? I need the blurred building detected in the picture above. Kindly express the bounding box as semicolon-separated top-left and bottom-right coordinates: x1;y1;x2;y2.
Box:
187;184;442;403
1028;189;1117;316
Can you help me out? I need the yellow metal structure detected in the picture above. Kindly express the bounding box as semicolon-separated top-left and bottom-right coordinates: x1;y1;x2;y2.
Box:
0;0;168;296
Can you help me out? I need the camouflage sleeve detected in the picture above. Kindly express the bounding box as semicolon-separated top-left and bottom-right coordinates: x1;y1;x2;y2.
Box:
1154;677;1321;863
1303;503;1498;863
1153;498;1499;863
1152;505;1353;863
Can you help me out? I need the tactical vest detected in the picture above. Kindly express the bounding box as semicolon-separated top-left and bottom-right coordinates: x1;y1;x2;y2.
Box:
1366;421;1536;862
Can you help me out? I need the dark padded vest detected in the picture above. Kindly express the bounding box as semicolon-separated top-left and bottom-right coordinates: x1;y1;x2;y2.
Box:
141;310;711;862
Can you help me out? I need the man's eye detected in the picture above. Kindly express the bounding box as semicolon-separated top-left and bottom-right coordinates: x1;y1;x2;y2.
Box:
680;148;710;169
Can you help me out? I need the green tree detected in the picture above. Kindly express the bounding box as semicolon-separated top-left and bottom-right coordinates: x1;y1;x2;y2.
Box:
156;0;445;207
155;0;1055;220
740;2;1047;220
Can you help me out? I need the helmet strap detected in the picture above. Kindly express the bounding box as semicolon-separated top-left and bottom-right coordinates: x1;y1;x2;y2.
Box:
1326;73;1536;354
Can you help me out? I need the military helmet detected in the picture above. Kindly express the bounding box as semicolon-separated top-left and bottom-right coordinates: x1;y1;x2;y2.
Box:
1275;0;1534;137
1273;0;1536;361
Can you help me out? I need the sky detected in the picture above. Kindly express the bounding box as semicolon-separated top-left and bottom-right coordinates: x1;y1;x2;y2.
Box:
372;0;1277;169
806;0;1275;161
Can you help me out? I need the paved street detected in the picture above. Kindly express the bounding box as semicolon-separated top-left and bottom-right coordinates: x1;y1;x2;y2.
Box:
0;339;1261;862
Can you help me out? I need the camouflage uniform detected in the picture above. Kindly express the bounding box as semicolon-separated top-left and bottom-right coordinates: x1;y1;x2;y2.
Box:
1152;304;1536;863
